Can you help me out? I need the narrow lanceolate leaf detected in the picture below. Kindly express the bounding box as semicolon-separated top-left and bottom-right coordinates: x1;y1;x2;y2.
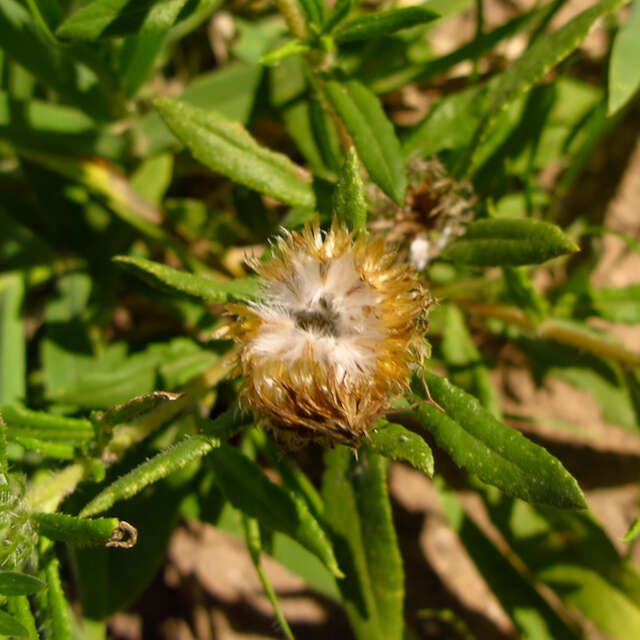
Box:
97;391;184;428
333;147;367;232
43;554;74;640
624;515;640;543
325;80;406;205
56;0;189;40
210;443;342;577
402;84;486;159
324;0;356;33
0;572;45;597
369;420;434;477
352;448;404;640
0;274;25;405
12;436;76;460
322;446;404;640
413;372;587;508
80;435;218;517
6;596;38;640
242;516;294;640
261;40;311;66
333;5;439;42
463;0;629;172
0;610;28;638
155;98;315;208
609;0;640;114
31;513;131;548
0;405;94;443
114;255;259;302
437;485;581;640
297;0;326;28
440;218;578;266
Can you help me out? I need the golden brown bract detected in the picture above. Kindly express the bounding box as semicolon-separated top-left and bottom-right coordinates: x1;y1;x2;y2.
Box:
224;220;430;448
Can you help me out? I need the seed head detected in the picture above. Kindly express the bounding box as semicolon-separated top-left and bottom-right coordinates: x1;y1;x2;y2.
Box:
224;220;430;448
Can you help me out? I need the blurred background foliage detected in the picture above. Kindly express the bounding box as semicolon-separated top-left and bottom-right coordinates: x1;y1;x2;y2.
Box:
1;0;640;639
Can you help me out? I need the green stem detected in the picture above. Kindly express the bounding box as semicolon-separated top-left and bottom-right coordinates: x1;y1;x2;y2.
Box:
24;0;60;44
274;0;309;38
459;301;640;366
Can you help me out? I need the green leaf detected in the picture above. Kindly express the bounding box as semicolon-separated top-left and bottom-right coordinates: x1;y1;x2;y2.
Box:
136;62;263;154
441;304;502;417
352;448;404;640
0;274;25;406
591;285;640;324
0;0;112;119
297;0;326;28
155;98;315;208
371;9;539;95
413;372;587;508
0;405;94;443
624;515;640;543
46;350;160;410
241;516;294;640
462;0;630;173
482;490;640;639
403;84;486;158
32;513;129;547
252;430;324;520
0;572;45;597
282;100;336;181
73;477;189;618
322;446;404;640
550;366;638;431
41;271;95;404
333;5;439;42
437;484;581;639
324;0;357;34
56;0;189;40
42;552;74;640
261;40;311;66
11;436;76;460
308;86;344;175
97;392;183;429
114;255;259;302
333;147;367;232
369;420;434;477
0;92;124;158
503;267;547;323
23;0;64;38
609;0;640;114
209;443;342;577
119;32;166;99
280;84;343;181
5;596;38;640
440;218;579;266
159;347;218;389
80;434;222;517
0;610;28;638
325;80;406;204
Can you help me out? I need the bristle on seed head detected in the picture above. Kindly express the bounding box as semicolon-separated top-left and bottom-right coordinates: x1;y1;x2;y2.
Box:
225;220;430;447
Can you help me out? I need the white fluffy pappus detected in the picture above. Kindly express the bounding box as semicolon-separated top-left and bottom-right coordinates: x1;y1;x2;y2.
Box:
224;221;429;447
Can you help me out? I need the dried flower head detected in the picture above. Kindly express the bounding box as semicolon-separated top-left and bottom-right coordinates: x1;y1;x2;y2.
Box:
224;221;430;448
369;158;476;269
